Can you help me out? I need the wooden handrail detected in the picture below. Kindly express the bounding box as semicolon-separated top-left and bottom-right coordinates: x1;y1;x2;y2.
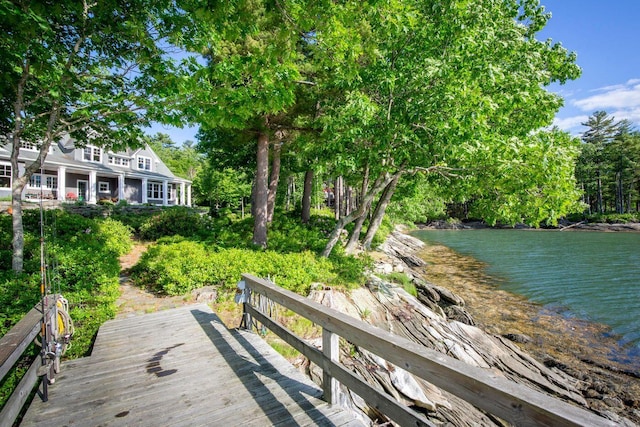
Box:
0;298;56;427
241;273;616;427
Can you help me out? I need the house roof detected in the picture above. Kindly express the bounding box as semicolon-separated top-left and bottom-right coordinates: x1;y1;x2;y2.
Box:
0;137;190;184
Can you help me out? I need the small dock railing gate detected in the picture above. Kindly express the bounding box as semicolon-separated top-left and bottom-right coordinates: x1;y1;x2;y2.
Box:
237;274;615;427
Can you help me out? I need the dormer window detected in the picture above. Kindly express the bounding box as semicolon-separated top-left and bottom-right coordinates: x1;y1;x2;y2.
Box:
83;145;102;163
20;141;53;153
137;156;152;171
108;155;130;167
21;141;38;151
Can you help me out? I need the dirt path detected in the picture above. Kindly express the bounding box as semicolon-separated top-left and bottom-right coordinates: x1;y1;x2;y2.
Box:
116;242;196;319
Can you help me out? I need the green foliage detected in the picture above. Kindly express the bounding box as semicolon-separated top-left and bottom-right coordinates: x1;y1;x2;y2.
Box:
194;166;252;213
96;218;134;257
367;215;394;249
146;133;202;180
266;213;335;253
387;175;449;224
130;238;360;297
138;207;214;240
586;213;639;224
463;129;585;227
576;111;640;215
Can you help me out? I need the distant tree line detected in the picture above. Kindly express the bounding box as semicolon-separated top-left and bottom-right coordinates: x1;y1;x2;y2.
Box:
577;111;640;215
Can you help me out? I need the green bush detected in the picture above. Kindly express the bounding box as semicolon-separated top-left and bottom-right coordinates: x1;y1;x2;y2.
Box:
138;207;214;240
131;239;362;297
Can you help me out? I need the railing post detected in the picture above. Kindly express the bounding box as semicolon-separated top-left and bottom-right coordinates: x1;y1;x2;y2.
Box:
235;280;252;330
322;328;339;405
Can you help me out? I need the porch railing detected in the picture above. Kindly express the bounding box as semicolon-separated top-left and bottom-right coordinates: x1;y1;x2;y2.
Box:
238;273;615;427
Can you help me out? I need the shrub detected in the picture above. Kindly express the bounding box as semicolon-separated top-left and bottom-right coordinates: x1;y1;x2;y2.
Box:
138;207;214;240
130;240;363;297
96;218;133;257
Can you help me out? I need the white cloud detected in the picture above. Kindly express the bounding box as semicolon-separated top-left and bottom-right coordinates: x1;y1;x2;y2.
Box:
572;79;640;111
552;115;589;131
611;105;640;125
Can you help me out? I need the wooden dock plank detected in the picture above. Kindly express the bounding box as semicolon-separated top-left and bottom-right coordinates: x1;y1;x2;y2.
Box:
21;304;362;427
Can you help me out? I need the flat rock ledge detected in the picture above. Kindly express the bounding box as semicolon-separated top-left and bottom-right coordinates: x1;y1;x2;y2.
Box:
303;229;637;426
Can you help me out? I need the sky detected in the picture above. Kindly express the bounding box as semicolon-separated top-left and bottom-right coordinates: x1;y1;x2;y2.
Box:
144;1;640;143
538;0;640;135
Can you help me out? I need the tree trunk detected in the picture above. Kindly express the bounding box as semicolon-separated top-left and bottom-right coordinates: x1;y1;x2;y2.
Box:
301;169;314;224
252;130;269;248
596;169;603;214
363;172;402;250
334;176;342;220
285;175;294;211
344;202;371;254
267;141;282;223
11;174;26;273
10;95;58;272
345;164;371;254
322;173;395;258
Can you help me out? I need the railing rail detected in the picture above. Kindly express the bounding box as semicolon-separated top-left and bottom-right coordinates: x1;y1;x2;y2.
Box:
240;273;616;427
0;297;57;427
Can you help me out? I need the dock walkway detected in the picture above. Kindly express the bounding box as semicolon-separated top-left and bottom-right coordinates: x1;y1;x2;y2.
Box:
21;304;362;426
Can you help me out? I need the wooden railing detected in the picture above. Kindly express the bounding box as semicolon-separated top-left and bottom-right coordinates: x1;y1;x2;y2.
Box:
239;274;616;427
0;297;57;427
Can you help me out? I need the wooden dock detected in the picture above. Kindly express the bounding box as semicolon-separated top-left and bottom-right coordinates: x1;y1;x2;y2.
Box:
20;304;362;426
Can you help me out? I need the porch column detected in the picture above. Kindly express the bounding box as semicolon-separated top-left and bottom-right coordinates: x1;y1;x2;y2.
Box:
142;177;148;204
118;174;125;201
162;180;168;206
57;166;66;201
89;170;97;204
187;184;192;207
180;182;186;206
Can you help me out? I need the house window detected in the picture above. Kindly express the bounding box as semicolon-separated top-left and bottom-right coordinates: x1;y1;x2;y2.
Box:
45;176;58;189
98;181;110;192
137;156;151;171
29;175;41;188
28;174;57;189
0;164;10;188
83;145;102;162
147;182;163;199
108;155;130;167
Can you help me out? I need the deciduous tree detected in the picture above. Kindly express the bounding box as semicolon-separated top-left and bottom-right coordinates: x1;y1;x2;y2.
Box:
1;0;177;271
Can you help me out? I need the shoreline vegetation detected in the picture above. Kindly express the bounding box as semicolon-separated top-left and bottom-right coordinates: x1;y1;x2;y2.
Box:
421;219;640;232
398;227;640;424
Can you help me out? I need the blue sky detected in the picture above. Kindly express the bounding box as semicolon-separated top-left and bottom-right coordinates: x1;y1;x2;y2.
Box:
145;1;640;143
538;0;640;135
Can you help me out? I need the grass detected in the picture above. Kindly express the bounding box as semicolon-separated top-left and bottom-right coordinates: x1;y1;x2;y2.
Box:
382;272;418;297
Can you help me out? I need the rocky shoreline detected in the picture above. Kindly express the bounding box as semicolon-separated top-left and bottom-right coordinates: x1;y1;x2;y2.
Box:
384;228;640;425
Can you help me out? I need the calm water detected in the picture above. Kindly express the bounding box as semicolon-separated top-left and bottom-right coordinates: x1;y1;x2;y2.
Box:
412;229;640;354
